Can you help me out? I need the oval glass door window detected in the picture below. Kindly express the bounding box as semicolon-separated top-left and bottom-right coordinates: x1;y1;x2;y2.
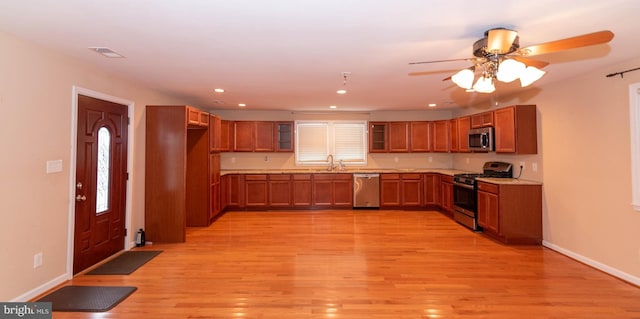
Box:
96;126;111;213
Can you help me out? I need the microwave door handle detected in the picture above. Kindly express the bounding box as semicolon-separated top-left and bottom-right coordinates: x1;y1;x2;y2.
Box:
481;133;488;147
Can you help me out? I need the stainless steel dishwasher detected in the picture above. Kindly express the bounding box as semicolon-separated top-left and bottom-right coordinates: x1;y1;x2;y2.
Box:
353;173;380;208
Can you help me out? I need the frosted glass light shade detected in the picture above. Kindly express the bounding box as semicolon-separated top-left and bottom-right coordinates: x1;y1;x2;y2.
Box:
519;66;546;87
451;68;475;89
473;76;495;93
496;59;526;83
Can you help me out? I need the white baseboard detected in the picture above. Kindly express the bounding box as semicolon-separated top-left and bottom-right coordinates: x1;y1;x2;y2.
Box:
11;272;69;302
543;240;640;286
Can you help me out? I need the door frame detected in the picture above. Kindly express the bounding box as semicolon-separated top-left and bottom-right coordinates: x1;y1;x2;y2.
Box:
66;86;135;278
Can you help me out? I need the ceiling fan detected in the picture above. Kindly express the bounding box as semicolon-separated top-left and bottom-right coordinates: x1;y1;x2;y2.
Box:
409;28;614;93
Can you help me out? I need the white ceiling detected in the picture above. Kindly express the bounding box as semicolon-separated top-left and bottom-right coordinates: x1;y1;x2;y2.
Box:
1;0;639;111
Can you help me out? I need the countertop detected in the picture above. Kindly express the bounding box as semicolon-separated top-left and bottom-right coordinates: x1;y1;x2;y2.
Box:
220;168;542;185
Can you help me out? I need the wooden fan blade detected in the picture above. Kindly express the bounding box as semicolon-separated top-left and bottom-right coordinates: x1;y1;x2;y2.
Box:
511;56;549;69
409;58;475;65
487;29;518;53
519;30;614;56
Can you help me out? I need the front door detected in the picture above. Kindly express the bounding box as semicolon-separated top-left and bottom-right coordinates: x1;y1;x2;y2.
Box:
73;94;128;274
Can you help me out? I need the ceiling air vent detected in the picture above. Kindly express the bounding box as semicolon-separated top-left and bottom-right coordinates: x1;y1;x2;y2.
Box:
88;47;125;58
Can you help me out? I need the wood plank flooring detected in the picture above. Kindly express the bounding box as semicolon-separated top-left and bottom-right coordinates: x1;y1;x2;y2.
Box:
51;210;640;318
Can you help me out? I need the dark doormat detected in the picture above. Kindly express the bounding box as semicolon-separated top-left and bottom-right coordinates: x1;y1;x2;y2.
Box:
87;250;162;275
36;286;137;312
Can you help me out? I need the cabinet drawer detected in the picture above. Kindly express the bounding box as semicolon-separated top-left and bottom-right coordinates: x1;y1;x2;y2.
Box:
477;182;499;194
293;174;312;180
244;174;267;181
269;174;291;181
401;173;422;180
381;174;400;180
440;175;453;183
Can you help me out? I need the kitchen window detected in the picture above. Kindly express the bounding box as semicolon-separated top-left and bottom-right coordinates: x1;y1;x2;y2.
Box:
295;121;367;165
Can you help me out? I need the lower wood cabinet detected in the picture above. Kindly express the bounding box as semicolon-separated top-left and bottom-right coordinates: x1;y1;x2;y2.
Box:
312;174;353;207
381;173;423;207
440;175;454;214
477;181;542;244
423;173;440;205
292;174;312;207
245;174;268;207
268;174;292;207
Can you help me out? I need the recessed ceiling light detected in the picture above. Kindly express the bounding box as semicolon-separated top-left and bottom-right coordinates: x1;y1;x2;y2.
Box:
88;47;125;58
214;88;225;93
238;103;246;108
428;103;437;107
336;89;347;94
329;105;337;109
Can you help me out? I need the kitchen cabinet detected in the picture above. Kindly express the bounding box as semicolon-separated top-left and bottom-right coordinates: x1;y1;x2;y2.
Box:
245;174;268;207
220;174;229;212
410;121;431;152
380;173;422;207
431;120;450;152
210;153;222;221
269;174;292;207
494;105;537;154
477;181;542;244
401;173;422;206
275;122;294;152
209;114;222;151
226;174;244;209
187;106;210;127
457;116;471;153
449;119;459;152
388;122;410;152
292;174;312;207
145;105;210;243
312;174;353;207
380;174;401;207
220;120;231;152
470;111;494;128
233;121;275;152
423;173;440;205
440;175;454;214
369;122;387;153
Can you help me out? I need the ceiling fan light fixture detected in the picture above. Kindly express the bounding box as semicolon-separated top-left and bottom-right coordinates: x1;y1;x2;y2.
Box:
519;66;546;87
496;59;526;83
473;76;495;93
451;68;475;89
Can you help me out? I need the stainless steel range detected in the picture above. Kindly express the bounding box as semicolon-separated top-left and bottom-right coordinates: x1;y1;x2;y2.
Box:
452;161;513;230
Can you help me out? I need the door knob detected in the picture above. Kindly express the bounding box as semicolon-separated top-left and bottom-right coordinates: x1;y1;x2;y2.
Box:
76;195;87;202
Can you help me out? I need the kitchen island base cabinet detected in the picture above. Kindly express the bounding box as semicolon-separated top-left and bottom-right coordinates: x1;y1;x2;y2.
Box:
477;181;542;244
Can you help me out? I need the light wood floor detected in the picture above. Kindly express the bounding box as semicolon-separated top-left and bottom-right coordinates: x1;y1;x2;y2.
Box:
53;210;640;318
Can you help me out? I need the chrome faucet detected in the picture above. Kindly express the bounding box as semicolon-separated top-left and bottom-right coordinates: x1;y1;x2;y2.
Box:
327;154;335;171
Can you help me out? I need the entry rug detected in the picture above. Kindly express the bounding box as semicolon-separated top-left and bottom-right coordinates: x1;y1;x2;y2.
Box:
87;250;162;275
36;286;137;312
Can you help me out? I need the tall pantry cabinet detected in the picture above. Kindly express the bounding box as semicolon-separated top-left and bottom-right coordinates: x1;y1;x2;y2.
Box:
145;105;210;243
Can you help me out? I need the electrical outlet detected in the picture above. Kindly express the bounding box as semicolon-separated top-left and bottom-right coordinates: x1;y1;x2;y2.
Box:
466;157;470;164
428;156;433;163
34;252;43;268
264;156;269;162
394;157;399;163
519;161;525;168
532;162;538;172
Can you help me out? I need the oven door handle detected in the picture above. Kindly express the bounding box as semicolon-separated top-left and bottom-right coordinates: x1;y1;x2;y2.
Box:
453;182;475;190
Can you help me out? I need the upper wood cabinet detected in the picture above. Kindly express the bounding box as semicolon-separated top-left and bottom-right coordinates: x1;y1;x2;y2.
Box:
494;105;537;154
388;122;410;152
369;122;388;153
220;120;231;152
431;120;450;152
470;111;494;128
231;121;292;152
254;121;275;152
410;121;431;152
186;106;209;127
275;122;294;152
449;116;470;153
209;114;222;152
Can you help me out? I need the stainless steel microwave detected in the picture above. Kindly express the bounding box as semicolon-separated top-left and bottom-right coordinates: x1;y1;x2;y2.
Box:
468;127;494;152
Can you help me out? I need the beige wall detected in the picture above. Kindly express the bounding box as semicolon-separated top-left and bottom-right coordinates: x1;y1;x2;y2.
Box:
0;32;187;300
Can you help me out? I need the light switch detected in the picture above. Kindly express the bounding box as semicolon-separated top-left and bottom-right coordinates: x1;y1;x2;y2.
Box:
46;160;63;173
